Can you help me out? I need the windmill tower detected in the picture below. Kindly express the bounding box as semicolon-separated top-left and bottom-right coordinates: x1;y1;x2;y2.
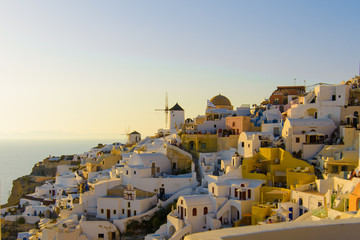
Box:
169;103;184;132
155;92;169;128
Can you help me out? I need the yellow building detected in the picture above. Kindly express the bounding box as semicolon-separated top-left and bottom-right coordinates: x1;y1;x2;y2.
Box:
165;143;193;173
181;134;238;158
316;126;359;179
242;148;316;188
251;186;291;225
84;153;122;179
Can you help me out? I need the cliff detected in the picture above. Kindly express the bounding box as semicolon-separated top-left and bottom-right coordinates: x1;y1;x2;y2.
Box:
1;175;50;208
30;157;80;176
2;158;80;208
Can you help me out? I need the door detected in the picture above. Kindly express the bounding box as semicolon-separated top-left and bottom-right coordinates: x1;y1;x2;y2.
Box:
160;188;165;200
127;209;131;218
107;209;110;219
289;207;293;220
151;163;155;177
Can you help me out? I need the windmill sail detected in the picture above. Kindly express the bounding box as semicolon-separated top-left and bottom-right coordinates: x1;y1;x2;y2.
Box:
155;92;169;128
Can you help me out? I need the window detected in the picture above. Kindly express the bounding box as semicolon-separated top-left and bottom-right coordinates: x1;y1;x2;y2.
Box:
193;208;197;216
98;233;104;238
299;198;303;206
126;170;128;175
338;95;341;98
134;210;136;215
229;188;231;195
204;207;208;215
122;209;124;214
248;144;250;148
318;202;322;207
241;142;244;147
341;165;348;172
247;189;251;199
235;188;238;198
134;171;136;175
332;165;338;173
274;127;279;135
212;187;214;193
214;124;217;128
181;200;183;205
332;95;336;101
101;209;104;214
201;143;206;149
128;202;130;208
157;167;160;173
184;209;186;216
113;210;116;214
296;137;300;143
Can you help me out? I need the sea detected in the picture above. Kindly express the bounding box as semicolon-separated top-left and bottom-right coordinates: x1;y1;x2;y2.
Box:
0;138;123;205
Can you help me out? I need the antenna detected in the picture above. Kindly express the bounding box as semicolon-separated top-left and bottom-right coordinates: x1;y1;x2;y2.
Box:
155;92;169;128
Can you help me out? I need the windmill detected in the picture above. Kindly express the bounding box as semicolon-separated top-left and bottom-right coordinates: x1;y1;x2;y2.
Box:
155;92;169;128
120;126;131;144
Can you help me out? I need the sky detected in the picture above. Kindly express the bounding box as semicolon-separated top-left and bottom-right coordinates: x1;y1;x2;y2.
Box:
1;0;360;139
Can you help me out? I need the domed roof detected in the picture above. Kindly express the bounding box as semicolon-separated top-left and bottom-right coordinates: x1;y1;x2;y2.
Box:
210;94;232;107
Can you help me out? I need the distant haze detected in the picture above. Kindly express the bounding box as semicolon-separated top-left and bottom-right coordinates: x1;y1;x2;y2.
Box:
1;0;360;138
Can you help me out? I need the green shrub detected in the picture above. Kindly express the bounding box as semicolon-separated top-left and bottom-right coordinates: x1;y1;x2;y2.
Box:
126;220;140;232
16;216;26;224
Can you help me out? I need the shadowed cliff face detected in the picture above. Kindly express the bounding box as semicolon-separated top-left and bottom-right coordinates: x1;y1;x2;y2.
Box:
1;175;46;208
2;159;80;208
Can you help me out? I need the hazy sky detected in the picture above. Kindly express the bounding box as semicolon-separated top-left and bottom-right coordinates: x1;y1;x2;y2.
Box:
1;0;360;139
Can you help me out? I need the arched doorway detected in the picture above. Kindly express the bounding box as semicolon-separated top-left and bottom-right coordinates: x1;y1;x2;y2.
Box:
168;225;176;237
189;141;195;151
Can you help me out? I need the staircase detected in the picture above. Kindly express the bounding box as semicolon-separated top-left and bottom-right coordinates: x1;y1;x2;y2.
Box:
193;157;203;185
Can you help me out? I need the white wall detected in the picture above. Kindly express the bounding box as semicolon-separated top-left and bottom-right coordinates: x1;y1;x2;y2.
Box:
170;110;185;131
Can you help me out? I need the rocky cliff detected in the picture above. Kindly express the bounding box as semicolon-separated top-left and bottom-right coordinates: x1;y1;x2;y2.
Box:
2;158;80;208
2;175;49;208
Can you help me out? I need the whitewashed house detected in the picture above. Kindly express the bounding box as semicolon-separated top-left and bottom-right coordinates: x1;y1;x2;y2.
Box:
238;132;274;158
147;178;264;240
120;152;198;198
96;184;157;220
282;117;336;159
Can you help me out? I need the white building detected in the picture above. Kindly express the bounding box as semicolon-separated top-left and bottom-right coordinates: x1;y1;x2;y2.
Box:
147;178;264;240
286;84;350;126
282;117;336;159
238;132;274;158
96;184;157;220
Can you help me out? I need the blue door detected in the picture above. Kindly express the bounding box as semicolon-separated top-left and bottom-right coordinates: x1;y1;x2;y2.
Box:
289;207;293;220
